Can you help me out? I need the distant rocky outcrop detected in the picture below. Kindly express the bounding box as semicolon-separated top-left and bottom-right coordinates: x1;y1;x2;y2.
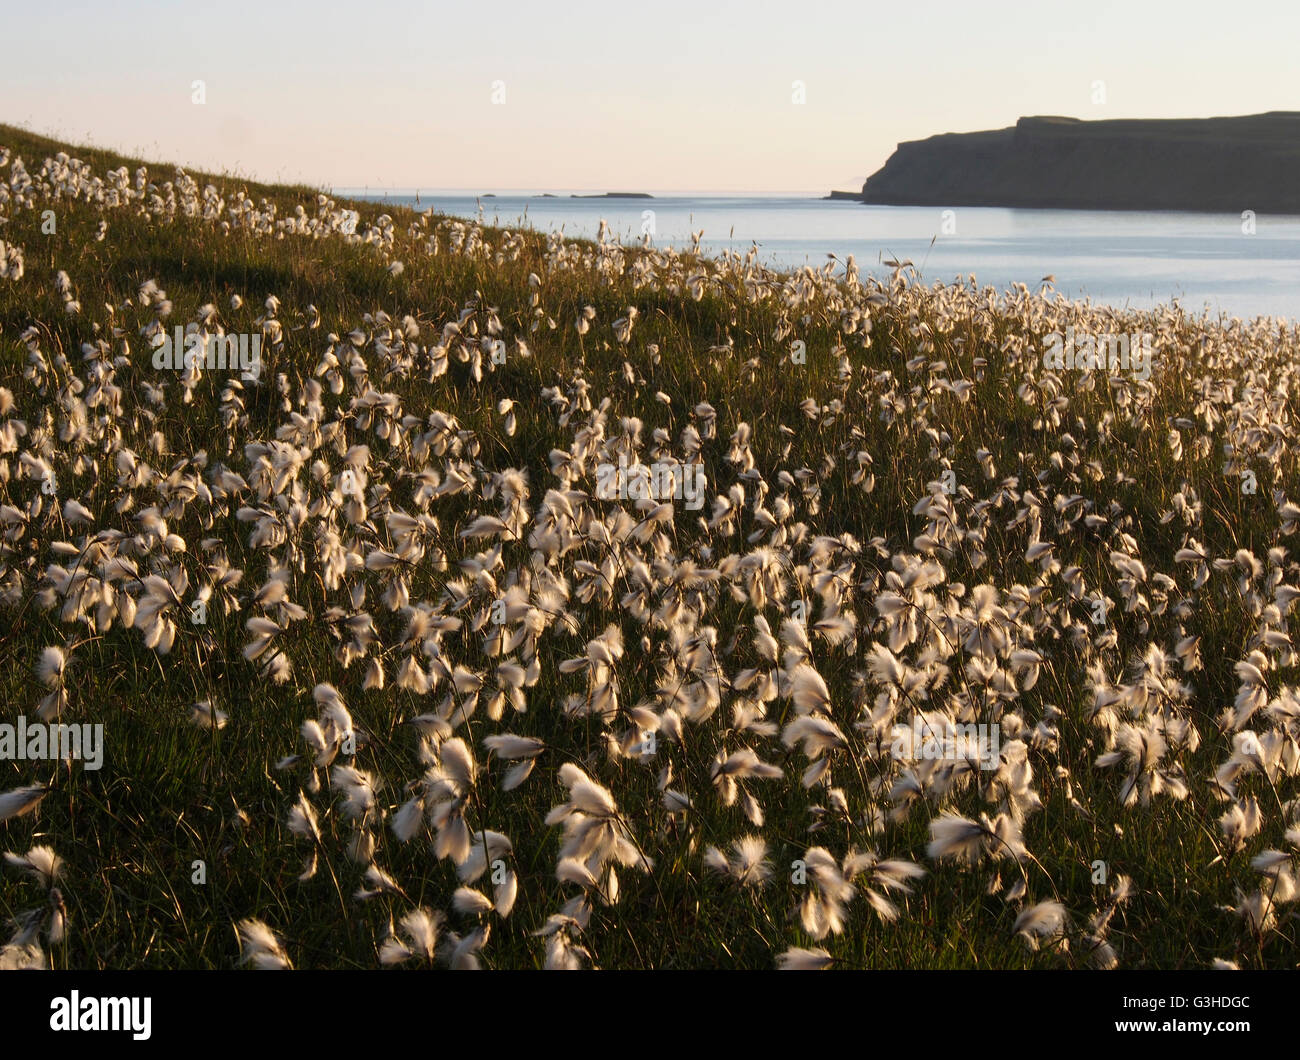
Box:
854;113;1300;213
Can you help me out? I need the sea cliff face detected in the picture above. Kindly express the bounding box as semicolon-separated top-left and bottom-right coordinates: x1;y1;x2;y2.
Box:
858;113;1300;213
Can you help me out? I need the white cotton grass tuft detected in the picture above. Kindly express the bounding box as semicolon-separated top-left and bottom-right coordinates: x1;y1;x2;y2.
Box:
446;924;491;970
502;758;537;791
235;918;293;969
452;886;496;917
354;864;408;901
777;946;835;970
380;908;442;965
0;786;51;824
286;792;320;841
36;646;66;688
493;869;519;916
312;683;351;730
3;845;63;887
555;856;599;889
0;942;48;970
545;763;652;888
439;738;477;790
189;700;228;730
926;813;987;864
796;847;855;940
331;764;379;819
390;795;426;842
482;733;545;760
457;831;513;883
703;835;773;887
1012;900;1070;950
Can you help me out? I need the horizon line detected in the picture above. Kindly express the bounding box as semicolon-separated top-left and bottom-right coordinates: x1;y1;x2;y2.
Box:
333;187;842;198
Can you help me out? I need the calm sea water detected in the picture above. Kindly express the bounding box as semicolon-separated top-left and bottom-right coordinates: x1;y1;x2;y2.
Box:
351;193;1300;322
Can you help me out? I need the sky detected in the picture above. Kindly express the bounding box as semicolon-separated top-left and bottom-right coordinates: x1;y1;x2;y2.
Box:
5;0;1300;194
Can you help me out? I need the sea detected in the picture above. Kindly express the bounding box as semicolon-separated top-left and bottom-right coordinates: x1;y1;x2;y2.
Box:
347;192;1300;323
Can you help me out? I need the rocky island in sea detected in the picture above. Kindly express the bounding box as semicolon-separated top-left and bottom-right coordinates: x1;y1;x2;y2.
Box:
846;112;1300;213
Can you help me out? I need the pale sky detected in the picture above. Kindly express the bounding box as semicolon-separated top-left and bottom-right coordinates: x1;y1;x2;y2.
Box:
5;0;1300;194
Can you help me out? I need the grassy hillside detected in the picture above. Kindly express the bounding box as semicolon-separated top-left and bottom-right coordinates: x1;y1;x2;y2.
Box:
1;122;1298;970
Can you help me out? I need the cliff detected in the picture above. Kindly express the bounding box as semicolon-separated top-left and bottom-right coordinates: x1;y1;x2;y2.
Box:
857;113;1300;213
